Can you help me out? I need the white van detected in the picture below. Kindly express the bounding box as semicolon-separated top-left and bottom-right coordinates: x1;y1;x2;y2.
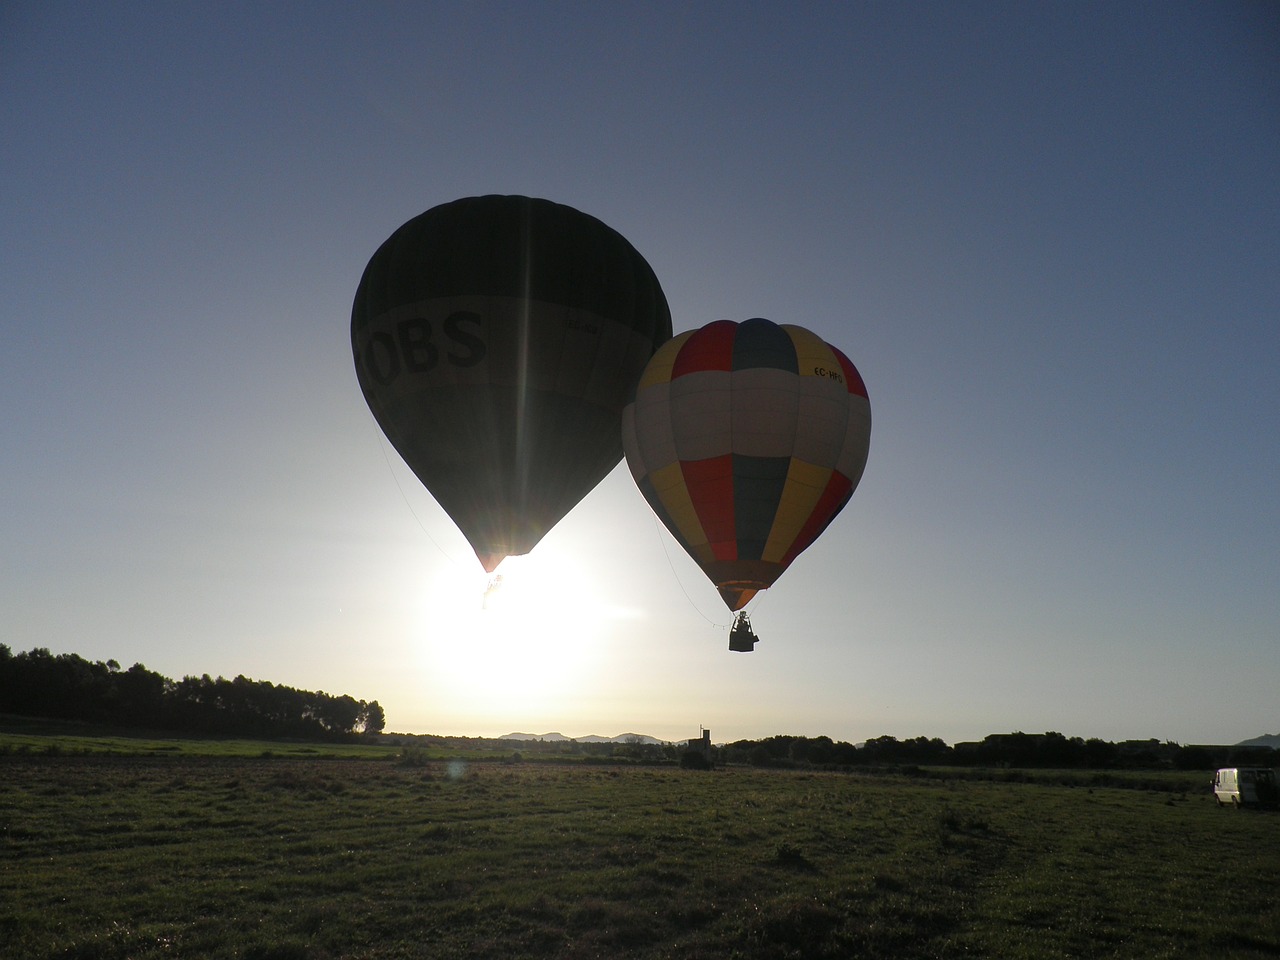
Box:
1213;767;1278;808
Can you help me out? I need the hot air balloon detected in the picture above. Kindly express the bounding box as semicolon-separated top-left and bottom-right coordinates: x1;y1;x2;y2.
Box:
621;318;870;636
353;195;672;572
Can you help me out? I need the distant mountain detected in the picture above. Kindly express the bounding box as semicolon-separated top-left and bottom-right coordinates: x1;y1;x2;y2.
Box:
500;732;666;744
1235;733;1280;749
579;733;666;745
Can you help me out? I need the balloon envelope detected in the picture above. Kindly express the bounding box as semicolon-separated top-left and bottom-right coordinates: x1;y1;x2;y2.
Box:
353;195;672;571
622;318;871;610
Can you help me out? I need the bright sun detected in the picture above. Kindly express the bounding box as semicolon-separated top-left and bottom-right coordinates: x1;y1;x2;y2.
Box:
412;543;614;725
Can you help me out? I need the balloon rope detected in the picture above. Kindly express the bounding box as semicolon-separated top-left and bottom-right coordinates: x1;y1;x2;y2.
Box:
367;417;458;565
652;516;729;629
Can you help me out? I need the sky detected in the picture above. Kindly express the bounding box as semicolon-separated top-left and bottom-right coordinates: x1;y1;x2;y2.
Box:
3;2;1278;747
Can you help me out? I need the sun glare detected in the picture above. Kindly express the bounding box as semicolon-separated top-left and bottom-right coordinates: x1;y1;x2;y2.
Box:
413;545;612;723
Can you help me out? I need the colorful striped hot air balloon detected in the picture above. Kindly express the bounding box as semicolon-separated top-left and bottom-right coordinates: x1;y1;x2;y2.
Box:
622;318;871;613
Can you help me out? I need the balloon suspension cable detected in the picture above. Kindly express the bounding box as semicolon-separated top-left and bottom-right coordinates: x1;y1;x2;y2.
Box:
367;416;461;567
652;516;730;628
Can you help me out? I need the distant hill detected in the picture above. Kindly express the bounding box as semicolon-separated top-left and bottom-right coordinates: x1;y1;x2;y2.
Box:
1235;733;1280;749
580;733;666;745
501;732;666;745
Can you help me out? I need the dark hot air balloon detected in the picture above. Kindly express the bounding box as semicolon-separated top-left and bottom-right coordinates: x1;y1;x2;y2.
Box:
353;195;672;572
622;318;870;626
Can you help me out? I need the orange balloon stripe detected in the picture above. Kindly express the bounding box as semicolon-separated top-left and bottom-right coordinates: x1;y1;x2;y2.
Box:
680;455;737;561
672;319;736;378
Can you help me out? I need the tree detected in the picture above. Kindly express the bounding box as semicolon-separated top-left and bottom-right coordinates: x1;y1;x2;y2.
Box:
312;693;362;735
360;700;386;735
1;646;388;742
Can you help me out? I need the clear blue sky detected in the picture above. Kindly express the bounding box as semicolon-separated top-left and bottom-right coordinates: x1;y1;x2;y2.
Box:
3;2;1277;745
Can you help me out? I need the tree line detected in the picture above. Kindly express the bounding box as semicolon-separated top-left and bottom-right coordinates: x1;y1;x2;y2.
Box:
0;646;384;740
385;730;1277;771
712;731;1277;771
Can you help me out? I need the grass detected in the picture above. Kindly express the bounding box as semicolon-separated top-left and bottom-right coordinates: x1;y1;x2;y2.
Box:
0;716;588;763
0;715;396;760
2;752;1277;959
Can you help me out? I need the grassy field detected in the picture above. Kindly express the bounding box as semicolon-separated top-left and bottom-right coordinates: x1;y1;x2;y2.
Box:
2;751;1276;959
0;715;398;760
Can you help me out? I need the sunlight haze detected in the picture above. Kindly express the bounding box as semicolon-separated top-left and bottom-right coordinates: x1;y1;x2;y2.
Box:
3;1;1277;747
